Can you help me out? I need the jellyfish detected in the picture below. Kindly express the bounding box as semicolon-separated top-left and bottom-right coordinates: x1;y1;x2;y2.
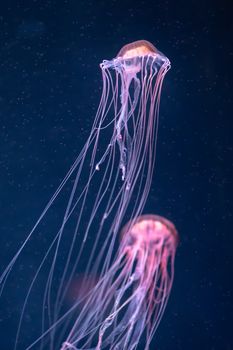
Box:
51;215;178;349
0;41;171;349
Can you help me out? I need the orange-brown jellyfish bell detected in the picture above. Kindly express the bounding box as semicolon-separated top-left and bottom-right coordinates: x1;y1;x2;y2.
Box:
117;39;161;58
116;40;161;75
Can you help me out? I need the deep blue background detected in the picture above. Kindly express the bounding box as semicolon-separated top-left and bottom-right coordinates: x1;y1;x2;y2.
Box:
0;0;232;349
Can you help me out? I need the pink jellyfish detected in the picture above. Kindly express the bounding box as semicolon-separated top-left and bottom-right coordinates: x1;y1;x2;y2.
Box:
61;215;178;349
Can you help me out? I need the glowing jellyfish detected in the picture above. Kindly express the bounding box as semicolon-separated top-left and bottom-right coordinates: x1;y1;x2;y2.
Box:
0;40;172;349
61;215;178;349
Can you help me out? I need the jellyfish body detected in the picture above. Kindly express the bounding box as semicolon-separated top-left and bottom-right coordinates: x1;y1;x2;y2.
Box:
62;215;178;349
97;40;170;183
0;41;172;350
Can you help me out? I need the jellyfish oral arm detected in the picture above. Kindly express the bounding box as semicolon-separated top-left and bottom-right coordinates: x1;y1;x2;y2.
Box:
116;76;130;181
116;71;140;181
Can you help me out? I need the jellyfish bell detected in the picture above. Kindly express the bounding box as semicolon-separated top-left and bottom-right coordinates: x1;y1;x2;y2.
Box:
101;39;169;75
121;215;178;291
122;214;178;245
121;214;178;284
117;39;159;58
117;39;167;74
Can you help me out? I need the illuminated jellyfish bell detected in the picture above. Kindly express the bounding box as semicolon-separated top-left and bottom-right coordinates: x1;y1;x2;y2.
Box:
62;215;178;349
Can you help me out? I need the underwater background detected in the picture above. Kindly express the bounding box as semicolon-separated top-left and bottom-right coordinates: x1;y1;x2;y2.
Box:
0;0;232;349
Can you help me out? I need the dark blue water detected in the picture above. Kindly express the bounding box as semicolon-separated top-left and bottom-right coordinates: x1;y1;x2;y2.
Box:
0;1;232;349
